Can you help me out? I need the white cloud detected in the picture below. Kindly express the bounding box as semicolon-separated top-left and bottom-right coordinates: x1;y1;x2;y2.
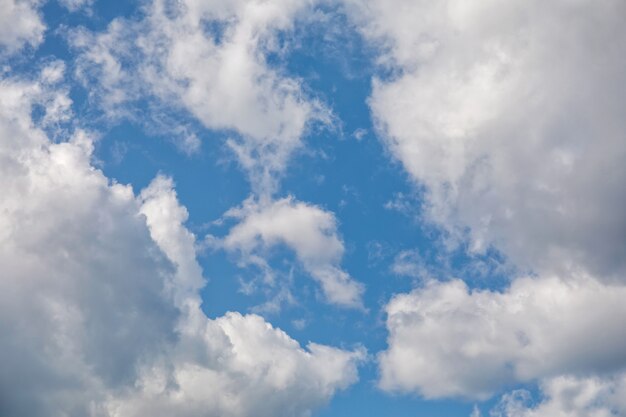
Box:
0;73;179;416
0;70;362;417
491;373;626;417
102;312;363;417
379;274;626;400
350;0;626;279
345;0;626;408
222;196;364;308
139;175;206;309
71;0;330;194
0;0;44;53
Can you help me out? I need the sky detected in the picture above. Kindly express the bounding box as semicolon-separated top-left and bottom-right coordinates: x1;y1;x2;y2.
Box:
1;0;626;416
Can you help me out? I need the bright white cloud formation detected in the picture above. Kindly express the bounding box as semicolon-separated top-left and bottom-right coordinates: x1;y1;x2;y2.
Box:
346;0;626;407
71;0;328;194
0;70;178;416
380;275;626;399
0;0;44;53
351;0;626;278
0;68;362;417
223;197;364;308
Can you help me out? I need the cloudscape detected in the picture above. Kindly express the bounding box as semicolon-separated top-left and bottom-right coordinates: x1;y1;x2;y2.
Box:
1;1;625;416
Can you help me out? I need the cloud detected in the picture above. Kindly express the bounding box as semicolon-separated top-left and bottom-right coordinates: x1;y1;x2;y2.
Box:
491;373;626;417
390;249;430;281
58;0;94;12
344;0;626;408
0;0;44;53
0;71;179;416
379;274;626;399
0;68;362;417
71;0;330;194
116;176;365;417
139;175;206;309
350;0;626;279
222;196;364;308
102;312;363;417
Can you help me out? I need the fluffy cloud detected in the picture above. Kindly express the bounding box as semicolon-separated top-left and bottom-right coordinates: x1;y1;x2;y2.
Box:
102;311;362;417
379;275;626;399
0;70;179;416
0;0;44;53
222;197;364;308
71;0;328;194
351;0;626;279
139;175;206;309
0;68;362;417
491;374;626;417
346;0;626;407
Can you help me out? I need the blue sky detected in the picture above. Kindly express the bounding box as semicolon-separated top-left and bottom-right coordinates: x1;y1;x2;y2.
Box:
1;1;626;416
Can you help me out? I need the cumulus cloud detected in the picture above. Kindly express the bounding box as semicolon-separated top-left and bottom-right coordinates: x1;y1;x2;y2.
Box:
491;373;626;417
0;71;179;416
0;68;362;417
379;275;626;399
71;0;329;194
350;0;626;279
102;311;363;417
0;0;45;53
222;196;364;308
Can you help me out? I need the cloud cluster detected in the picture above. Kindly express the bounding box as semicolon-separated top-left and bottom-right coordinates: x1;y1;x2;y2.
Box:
0;66;362;416
5;1;624;415
71;0;328;193
70;0;363;308
346;0;626;408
